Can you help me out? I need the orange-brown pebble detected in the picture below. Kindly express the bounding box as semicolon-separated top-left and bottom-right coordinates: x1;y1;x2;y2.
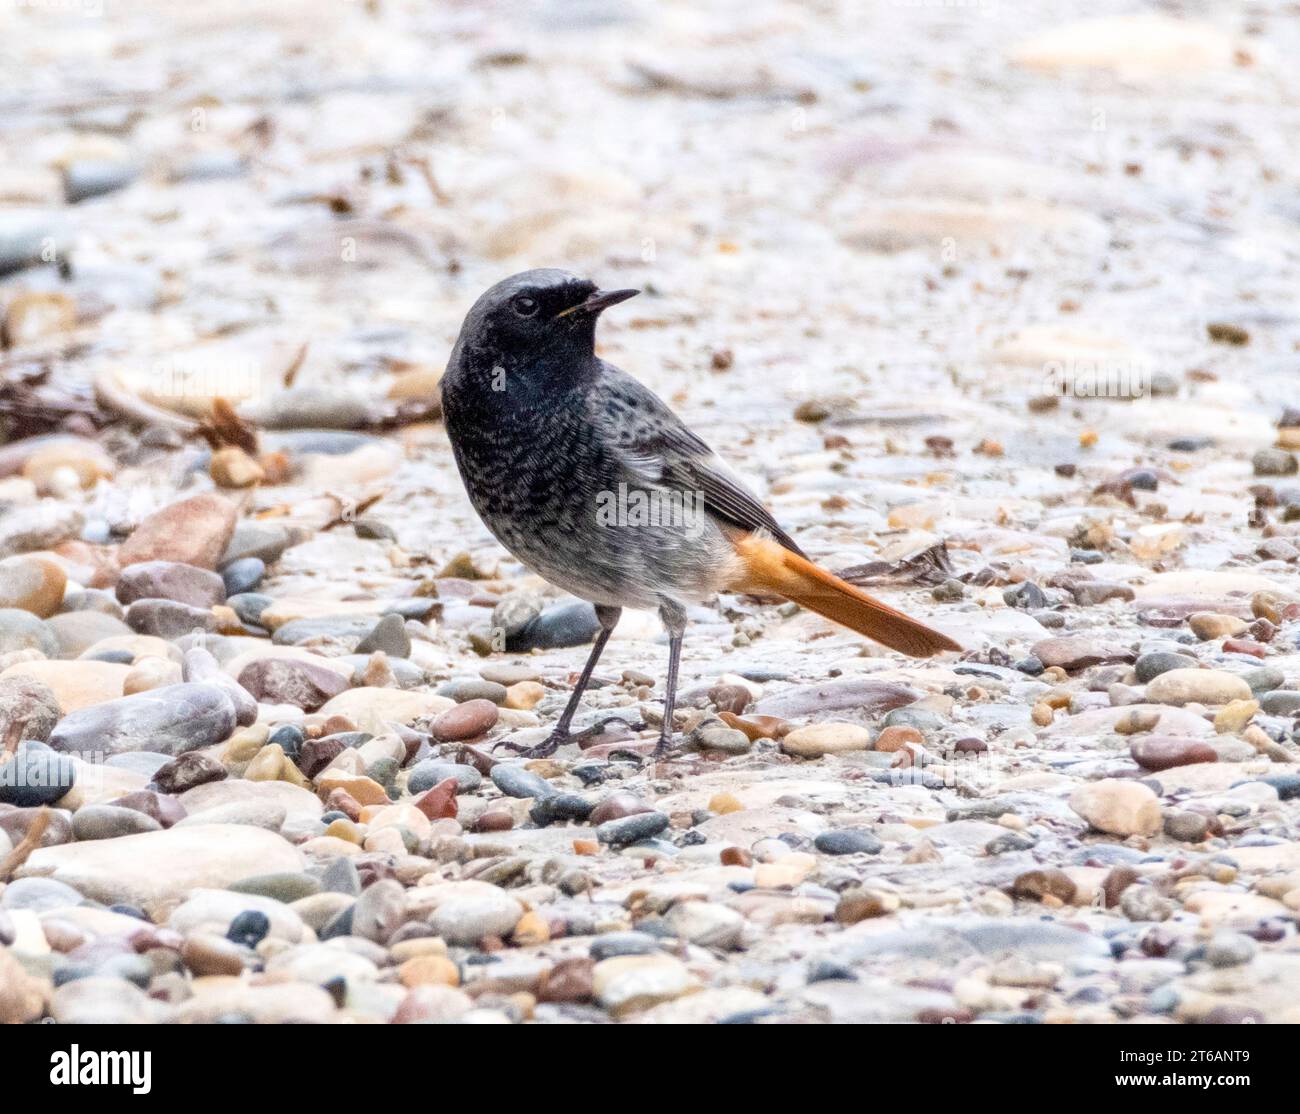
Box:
398;955;460;988
511;911;551;947
325;787;364;821
874;725;923;753
708;792;744;814
315;771;389;806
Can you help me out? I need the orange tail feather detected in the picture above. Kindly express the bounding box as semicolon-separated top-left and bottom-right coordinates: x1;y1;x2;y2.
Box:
728;534;961;658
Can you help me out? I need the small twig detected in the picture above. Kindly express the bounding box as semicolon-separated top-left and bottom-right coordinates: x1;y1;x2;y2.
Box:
282;342;309;388
0;807;50;881
405;155;450;205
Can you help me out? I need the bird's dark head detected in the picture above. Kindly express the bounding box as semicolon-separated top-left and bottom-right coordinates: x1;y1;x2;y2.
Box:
449;269;639;379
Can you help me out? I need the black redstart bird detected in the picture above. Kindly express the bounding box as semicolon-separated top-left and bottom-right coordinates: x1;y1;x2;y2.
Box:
441;268;959;757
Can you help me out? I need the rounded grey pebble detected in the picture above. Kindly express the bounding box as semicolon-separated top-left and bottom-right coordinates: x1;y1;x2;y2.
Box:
1134;651;1197;684
589;931;660;960
814;829;883;855
530;793;595;825
438;678;508;704
408;761;481;794
596;811;669;845
490;763;556;800
1204;932;1256;969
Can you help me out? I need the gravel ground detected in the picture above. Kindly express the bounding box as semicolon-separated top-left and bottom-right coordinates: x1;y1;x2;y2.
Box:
1;1;1299;1024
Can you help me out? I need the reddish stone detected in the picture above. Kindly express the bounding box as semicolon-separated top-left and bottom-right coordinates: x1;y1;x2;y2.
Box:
413;777;458;820
1221;638;1266;658
1249;618;1276;642
236;658;349;711
116;492;237;570
110;789;187;828
720;846;753;867
1130;735;1218;772
1102;866;1138;908
536;957;595;1003
325;788;363;821
589;791;651;825
430;699;499;742
299;736;346;778
473;810;514;832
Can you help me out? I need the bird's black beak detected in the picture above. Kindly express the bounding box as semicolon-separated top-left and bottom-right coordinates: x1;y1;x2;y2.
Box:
554;288;640;319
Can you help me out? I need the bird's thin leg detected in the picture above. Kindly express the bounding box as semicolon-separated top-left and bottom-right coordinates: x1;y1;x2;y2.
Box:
494;605;620;758
654;601;687;757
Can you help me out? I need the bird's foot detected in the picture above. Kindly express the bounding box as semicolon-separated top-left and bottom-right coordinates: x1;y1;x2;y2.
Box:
491;729;570;760
652;732;681;760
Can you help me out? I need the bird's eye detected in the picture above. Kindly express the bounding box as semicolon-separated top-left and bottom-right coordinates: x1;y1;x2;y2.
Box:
511;295;538;317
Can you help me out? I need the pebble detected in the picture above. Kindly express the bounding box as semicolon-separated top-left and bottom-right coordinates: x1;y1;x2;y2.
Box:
1135;653;1196;684
438;678;509;704
0;673;61;741
815;829;883;855
125;599;218;640
490;764;555;800
49;682;237;757
116;561;225;608
355;613;411;658
13;824;304;907
220;557;265;597
1130;736;1217;772
71;804;163;840
0;743;75;806
688;723;753;754
1163;811;1208;842
1188;612;1248;640
1259;690;1300;716
1145;669;1252;707
596;811;669;845
0;608;59;657
1253;448;1297;476
1204;932;1256;968
151;752;226;795
663;901;745;949
123;656;182;694
237;657;349;711
49;611;132;656
408;761;481;794
430;698;498;741
424;882;523;945
1069;780;1162;837
874;724;923;752
780;722;872;757
117;493;238;570
0;554;66;617
593;954;699;1017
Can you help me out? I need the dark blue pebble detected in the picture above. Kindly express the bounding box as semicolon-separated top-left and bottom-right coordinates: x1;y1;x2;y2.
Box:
221;557;265;597
0;745;76;807
227;910;271;948
268;724;305;759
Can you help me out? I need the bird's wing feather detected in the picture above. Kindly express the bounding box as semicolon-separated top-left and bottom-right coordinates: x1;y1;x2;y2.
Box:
591;366;807;558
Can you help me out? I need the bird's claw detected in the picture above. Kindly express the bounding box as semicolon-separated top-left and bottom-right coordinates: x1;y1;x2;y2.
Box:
491;729;569;759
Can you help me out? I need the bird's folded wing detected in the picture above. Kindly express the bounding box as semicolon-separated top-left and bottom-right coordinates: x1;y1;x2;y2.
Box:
593;367;807;558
